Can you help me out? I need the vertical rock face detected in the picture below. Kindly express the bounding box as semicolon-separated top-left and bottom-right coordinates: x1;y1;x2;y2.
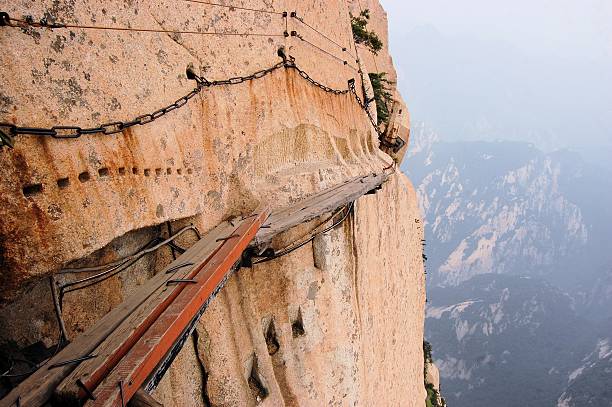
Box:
0;0;427;405
155;174;426;406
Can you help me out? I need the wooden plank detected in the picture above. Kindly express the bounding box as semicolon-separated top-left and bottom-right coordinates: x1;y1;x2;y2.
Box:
0;221;234;407
85;207;270;407
53;222;236;405
265;176;357;219
253;173;387;248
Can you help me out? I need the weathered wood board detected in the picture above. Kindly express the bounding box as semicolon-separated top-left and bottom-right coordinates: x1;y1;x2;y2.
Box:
53;222;237;405
85;208;270;406
252;172;388;249
0;221;234;407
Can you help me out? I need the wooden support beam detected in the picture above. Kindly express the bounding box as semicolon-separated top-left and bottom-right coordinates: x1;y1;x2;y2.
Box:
85;207;270;407
0;221;234;407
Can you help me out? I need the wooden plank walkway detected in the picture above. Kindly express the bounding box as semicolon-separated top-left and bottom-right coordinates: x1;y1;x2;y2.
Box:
252;172;388;250
0;220;236;407
53;222;239;404
86;208;269;406
0;169;389;407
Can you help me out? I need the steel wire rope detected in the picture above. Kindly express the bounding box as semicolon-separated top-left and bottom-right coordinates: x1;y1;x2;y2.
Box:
58;226;200;295
1;225;204;378
58;226;199;318
179;0;284;15
1;14;285;37
252;202;354;264
0;332;64;379
1;11;380;145
60;248;150;295
58;225;200;275
291;12;356;59
51;226;200;344
292;31;358;71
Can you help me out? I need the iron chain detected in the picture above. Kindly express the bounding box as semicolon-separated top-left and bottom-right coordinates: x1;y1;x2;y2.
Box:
348;79;380;134
1;57;380;148
0;77;205;146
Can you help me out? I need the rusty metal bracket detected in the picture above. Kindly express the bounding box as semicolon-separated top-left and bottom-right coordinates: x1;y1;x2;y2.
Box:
365;185;382;195
166;279;197;286
118;381;125;407
164;262;194;274
48;354;97;369
0;12;10;26
215;234;240;242
76;379;96;401
0;123;15;148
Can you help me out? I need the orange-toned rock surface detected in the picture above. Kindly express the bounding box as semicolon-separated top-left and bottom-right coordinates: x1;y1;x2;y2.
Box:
0;0;426;405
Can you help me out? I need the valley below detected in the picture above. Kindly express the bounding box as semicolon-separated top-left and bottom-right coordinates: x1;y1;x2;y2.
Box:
404;125;612;407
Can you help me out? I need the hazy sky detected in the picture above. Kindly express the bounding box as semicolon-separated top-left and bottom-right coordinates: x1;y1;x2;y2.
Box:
381;0;612;60
380;1;612;158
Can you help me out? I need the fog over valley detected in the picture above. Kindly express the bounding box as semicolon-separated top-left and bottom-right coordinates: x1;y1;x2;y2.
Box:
385;1;612;406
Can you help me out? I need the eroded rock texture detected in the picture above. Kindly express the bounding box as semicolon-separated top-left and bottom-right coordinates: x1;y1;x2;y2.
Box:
0;0;426;405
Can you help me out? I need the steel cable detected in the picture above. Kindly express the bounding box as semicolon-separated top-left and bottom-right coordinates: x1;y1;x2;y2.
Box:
293;32;358;71
0;12;381;143
252;202;354;264
180;0;284;15
290;12;355;59
58;225;200;274
2;14;284;37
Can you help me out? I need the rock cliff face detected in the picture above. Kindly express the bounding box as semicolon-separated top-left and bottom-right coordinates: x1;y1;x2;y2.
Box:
0;1;427;405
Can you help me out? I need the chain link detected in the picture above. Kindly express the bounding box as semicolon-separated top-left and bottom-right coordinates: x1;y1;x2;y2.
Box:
0;8;385;148
0;74;208;146
348;79;380;134
0;55;382;148
287;58;350;96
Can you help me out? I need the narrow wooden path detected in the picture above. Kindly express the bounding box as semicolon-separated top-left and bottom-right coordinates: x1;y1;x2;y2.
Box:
0;171;389;407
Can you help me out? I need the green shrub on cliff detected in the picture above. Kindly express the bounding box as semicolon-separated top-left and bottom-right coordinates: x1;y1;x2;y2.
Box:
368;72;394;127
351;10;383;54
424;340;446;407
426;383;446;407
423;340;433;364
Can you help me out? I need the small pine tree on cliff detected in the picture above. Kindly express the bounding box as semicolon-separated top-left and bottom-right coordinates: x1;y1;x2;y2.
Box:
368;72;394;126
351;9;383;54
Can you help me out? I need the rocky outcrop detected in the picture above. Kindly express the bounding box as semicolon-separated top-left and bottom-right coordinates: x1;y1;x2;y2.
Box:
425;274;598;407
0;1;427;405
348;0;410;162
425;361;445;406
557;323;612;407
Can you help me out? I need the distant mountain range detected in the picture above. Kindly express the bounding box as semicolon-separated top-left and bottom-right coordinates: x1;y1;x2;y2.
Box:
403;125;612;406
426;274;597;407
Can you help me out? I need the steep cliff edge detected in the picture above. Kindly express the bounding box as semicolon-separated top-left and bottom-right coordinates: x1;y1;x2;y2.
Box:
0;1;427;405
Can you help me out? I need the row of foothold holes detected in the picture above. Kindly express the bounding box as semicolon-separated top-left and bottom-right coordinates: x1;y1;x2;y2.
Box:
22;165;195;198
250;311;306;403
